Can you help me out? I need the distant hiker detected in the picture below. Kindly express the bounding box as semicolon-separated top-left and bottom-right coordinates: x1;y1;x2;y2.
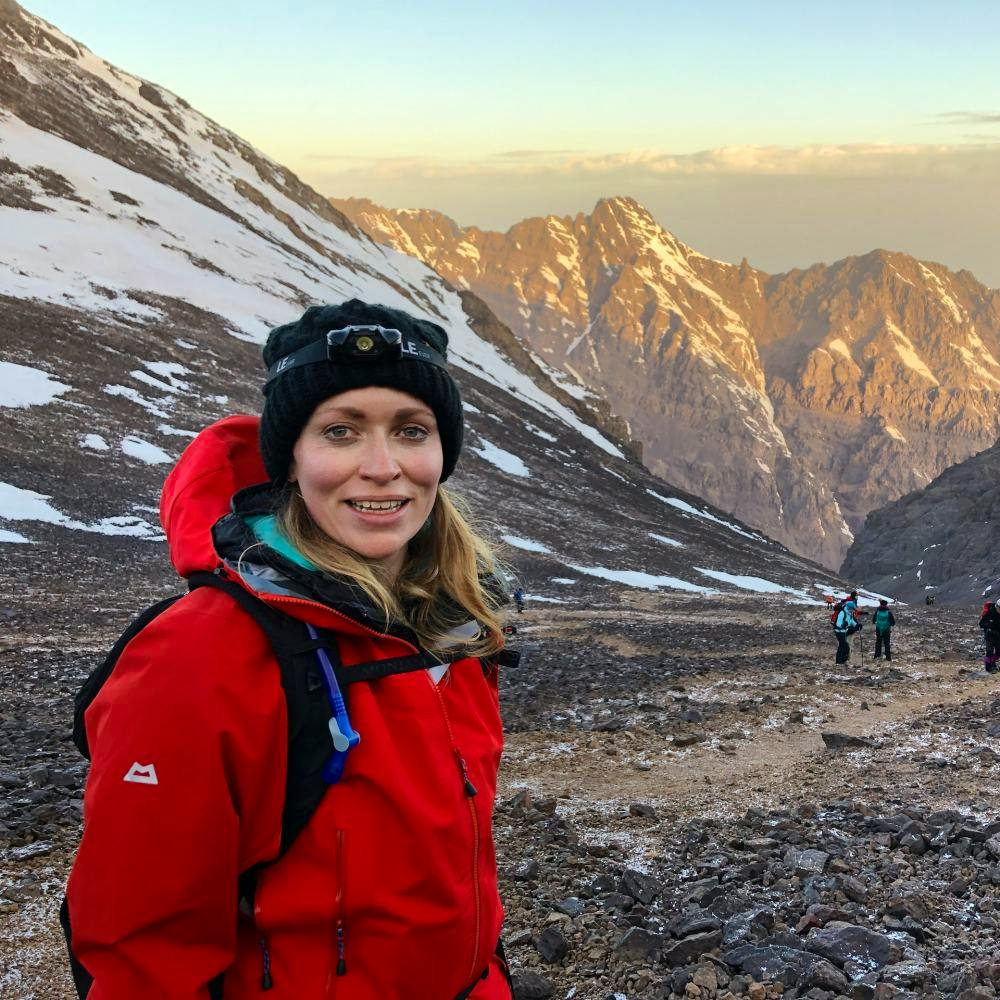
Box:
833;598;862;664
513;586;525;613
873;598;895;661
926;594;936;606
64;301;514;998
980;600;1000;673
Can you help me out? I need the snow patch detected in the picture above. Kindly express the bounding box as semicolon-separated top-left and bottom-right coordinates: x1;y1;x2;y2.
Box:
0;481;163;539
646;490;765;542
0;527;33;543
885;319;939;385
525;422;557;443
649;532;684;548
501;534;551;554
695;568;812;601
0;361;71;408
568;563;717;594
157;423;198;438
121;436;172;464
469;437;530;477
827;338;853;360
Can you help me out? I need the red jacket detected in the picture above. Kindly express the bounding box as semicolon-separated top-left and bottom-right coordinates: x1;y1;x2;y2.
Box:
67;416;509;999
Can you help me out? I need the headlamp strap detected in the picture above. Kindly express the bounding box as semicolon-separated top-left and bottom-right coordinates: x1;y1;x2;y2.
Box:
265;325;447;386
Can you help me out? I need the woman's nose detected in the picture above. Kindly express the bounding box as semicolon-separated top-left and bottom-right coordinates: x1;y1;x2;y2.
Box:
359;435;401;480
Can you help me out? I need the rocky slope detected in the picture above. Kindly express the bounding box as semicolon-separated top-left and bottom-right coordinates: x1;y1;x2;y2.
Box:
842;438;1000;603
332;196;1000;570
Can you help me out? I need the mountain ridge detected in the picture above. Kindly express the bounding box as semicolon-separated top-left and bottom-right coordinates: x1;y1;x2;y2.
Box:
332;194;1000;569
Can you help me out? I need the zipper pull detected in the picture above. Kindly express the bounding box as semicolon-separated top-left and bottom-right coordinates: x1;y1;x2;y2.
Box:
336;921;347;976
455;749;478;797
259;936;273;990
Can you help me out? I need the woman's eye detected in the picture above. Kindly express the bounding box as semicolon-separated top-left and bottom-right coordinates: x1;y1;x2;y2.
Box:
400;425;429;440
323;425;352;440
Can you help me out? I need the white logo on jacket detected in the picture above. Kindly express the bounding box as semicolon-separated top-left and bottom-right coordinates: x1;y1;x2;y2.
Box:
123;762;159;785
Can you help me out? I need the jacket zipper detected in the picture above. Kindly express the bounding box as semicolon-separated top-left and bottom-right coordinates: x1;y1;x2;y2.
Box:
428;677;482;983
335;829;347;977
258;935;273;990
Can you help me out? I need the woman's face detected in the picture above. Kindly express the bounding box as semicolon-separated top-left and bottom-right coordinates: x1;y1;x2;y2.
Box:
289;387;443;579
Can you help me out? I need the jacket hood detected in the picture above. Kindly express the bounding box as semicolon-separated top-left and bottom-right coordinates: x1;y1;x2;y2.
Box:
159;415;268;578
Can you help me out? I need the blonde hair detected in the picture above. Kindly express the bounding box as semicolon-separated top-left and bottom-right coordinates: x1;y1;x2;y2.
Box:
277;485;505;658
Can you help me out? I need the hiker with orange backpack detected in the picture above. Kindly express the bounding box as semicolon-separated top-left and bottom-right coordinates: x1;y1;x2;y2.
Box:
832;592;867;665
64;301;514;999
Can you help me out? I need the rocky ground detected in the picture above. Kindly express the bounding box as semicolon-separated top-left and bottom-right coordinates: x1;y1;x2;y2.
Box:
2;537;998;999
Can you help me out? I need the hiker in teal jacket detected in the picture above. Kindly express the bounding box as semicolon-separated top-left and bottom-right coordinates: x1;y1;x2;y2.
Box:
872;599;895;661
834;599;861;664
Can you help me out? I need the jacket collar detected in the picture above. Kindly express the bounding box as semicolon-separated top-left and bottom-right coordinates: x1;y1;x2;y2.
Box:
213;483;402;636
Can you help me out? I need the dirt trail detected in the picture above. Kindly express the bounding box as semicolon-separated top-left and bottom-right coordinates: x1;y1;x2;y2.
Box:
498;599;993;829
502;657;997;813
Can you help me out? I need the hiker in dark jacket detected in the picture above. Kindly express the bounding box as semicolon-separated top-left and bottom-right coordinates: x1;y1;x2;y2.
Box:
980;600;1000;673
872;599;895;661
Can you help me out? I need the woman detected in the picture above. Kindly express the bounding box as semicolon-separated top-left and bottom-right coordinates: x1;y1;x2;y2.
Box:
67;300;513;998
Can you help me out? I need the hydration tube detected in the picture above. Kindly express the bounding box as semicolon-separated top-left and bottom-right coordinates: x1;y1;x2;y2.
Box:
306;624;361;783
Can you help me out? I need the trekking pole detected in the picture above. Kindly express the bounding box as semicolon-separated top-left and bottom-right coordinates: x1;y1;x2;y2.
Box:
859;628;864;670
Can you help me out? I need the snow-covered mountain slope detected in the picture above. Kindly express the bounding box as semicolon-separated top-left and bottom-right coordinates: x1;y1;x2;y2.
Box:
334;195;1000;570
0;1;843;603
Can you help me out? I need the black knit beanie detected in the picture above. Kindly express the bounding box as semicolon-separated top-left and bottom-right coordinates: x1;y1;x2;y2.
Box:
260;300;463;483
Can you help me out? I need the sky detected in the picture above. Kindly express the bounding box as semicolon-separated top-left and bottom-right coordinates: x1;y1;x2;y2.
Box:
25;1;1000;286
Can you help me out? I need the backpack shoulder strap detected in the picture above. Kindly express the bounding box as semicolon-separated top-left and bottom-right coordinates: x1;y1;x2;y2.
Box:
187;571;334;853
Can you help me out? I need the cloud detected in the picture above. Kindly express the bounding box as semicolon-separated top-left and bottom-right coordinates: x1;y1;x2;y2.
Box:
302;152;419;163
314;142;1000;183
491;149;587;159
930;111;1000;125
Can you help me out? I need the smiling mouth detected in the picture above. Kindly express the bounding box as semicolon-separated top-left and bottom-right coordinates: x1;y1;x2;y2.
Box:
347;499;409;512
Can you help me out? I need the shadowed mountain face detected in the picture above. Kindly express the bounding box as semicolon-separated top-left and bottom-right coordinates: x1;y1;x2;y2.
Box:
333;196;1000;570
842;438;1000;603
0;2;841;603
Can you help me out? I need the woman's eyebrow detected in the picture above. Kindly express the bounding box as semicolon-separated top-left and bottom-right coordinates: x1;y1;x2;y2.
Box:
315;406;366;420
394;407;435;420
312;406;436;421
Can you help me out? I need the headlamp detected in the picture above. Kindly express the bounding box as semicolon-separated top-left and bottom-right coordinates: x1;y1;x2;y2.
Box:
326;325;402;362
264;324;446;387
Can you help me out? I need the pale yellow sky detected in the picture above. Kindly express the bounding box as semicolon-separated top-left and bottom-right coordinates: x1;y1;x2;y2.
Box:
27;0;1000;286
